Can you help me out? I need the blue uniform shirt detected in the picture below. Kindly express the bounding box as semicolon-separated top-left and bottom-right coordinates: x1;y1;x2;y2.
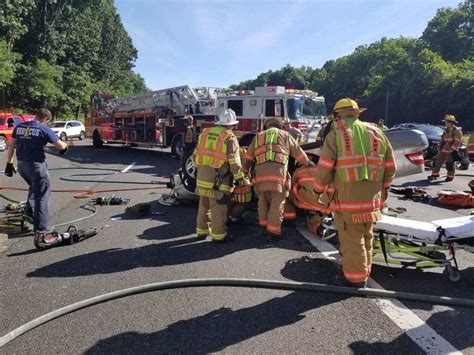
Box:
12;121;59;162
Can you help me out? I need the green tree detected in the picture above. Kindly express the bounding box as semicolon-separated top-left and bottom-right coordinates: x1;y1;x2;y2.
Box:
421;0;473;62
25;59;63;114
0;39;21;88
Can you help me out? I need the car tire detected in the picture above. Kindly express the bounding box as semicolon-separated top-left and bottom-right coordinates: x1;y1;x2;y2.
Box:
92;130;103;148
180;149;196;193
79;131;85;140
0;136;7;152
171;134;183;158
60;132;67;142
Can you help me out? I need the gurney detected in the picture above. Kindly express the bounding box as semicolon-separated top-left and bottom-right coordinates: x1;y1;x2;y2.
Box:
321;215;474;282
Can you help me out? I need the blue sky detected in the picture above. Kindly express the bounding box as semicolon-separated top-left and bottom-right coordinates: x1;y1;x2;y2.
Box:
115;0;459;90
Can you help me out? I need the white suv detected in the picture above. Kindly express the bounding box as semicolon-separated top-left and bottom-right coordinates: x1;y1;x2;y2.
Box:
50;120;86;141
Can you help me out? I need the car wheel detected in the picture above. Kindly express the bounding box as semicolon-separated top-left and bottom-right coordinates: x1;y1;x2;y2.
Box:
180;149;196;192
79;131;85;140
0;136;7;151
171;134;183;158
60;132;67;142
92;130;103;148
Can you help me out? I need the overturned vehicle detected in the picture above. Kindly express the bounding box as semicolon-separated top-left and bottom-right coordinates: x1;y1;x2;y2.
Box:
159;128;429;206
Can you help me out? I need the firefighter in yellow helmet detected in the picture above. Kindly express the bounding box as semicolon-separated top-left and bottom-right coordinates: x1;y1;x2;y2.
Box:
312;98;396;287
243;116;310;238
194;109;244;242
428;114;463;182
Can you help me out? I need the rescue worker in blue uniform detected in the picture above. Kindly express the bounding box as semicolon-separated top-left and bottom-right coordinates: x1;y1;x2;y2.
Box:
5;108;68;239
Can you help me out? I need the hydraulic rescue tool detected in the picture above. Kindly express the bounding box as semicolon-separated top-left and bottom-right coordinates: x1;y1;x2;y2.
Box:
34;225;98;250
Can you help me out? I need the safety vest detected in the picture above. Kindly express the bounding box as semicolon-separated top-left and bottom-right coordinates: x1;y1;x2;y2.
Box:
254;127;290;165
195;126;232;168
184;125;196;144
335;119;387;182
232;183;252;203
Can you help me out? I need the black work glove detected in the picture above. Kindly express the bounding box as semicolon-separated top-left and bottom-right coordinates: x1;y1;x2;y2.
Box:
5;162;16;177
59;146;68;155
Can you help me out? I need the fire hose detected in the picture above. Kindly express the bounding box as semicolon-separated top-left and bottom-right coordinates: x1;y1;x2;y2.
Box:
0;185;168;199
0;277;473;347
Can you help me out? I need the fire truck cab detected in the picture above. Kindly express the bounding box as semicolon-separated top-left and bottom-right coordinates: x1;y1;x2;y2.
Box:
216;86;326;146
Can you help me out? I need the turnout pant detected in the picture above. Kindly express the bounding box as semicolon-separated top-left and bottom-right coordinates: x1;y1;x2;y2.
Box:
431;151;455;179
196;196;228;241
334;213;373;283
256;190;286;235
17;161;51;231
283;198;297;221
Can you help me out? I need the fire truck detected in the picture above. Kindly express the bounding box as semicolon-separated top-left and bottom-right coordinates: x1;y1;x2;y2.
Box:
85;85;327;156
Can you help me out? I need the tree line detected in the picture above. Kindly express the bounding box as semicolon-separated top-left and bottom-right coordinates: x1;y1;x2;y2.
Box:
230;1;473;130
0;0;147;119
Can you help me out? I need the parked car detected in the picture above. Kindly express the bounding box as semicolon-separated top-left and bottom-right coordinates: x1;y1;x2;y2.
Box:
0;113;24;151
50;120;86;141
393;123;470;170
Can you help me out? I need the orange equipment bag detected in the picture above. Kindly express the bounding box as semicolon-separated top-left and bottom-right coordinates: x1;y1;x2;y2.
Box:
437;190;474;208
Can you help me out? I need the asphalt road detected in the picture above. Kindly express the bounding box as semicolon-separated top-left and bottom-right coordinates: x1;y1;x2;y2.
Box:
1;140;473;354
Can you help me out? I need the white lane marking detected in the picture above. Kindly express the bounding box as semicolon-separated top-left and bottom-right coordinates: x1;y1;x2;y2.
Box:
121;162;136;173
298;228;461;355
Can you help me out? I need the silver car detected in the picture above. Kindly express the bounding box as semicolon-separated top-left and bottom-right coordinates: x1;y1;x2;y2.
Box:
302;128;428;178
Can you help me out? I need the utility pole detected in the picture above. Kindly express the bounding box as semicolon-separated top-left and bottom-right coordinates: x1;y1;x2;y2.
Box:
384;85;389;126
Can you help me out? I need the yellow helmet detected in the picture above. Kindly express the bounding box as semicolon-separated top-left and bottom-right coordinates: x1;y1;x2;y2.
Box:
443;114;457;124
264;117;284;129
333;98;366;113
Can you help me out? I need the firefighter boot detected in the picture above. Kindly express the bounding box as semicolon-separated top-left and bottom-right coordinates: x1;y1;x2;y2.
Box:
331;273;366;288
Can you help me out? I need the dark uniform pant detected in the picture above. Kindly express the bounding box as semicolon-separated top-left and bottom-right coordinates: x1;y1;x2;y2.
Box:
256;190;286;235
196;196;228;241
17;161;51;231
431;151;455;179
334;213;373;283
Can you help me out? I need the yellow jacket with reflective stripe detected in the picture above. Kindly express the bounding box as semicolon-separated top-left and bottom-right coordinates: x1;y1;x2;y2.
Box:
313;118;396;221
441;126;463;153
195;126;244;197
243;127;309;193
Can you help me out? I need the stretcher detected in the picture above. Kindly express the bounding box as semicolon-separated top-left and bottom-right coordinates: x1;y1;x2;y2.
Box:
321;215;474;282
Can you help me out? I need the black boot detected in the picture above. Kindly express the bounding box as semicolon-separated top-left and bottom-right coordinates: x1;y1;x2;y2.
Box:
331;273;366;288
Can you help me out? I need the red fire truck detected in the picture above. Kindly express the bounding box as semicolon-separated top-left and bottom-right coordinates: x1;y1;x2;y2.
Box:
85;85;326;155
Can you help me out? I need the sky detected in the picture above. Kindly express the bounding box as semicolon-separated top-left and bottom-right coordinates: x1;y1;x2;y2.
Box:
115;0;460;90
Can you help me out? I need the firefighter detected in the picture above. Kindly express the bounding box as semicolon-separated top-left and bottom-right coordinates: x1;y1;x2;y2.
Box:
428;114;463;182
228;147;252;224
312;98;396;287
377;119;388;131
194;109;244;242
282;117;304;227
316;113;335;145
243;117;310;238
181;115;197;158
5;108;68;240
